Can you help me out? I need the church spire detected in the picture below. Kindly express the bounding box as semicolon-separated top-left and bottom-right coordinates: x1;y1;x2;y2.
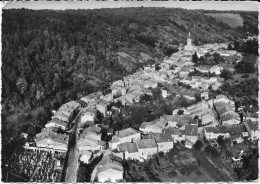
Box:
188;32;190;39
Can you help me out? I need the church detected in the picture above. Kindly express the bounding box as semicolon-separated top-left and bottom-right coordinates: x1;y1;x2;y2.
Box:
183;32;197;53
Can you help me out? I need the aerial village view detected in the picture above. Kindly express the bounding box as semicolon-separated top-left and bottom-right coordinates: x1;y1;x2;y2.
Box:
1;1;259;183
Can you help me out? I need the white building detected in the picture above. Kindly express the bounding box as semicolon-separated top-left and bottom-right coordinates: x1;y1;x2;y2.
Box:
243;121;259;141
97;154;124;182
109;128;141;150
135;139;158;160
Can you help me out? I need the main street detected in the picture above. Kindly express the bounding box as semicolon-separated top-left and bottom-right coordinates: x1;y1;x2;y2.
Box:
62;109;84;182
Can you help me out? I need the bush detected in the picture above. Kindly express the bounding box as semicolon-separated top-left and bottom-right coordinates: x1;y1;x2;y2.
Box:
158;151;164;158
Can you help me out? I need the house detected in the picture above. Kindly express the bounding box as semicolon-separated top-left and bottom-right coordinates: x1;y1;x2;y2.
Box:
243;121;259;141
214;95;235;106
109;128;141;150
178;115;192;127
209;66;222;75
52;106;74;123
185;125;198;149
51;113;70;123
81;109;97;124
81;92;102;104
220;113;240;125
201;114;215;125
117;142;140;160
97;154;124;182
148;133;174;152
243;112;258;121
161;88;168;98
163;128;181;143
204;125;248;143
160;114;179;128
180;76;192;85
135;139;158;160
201;91;209;100
211;81;222;90
78;136;106;151
196;66;211;73
35;129;69;151
61;100;80;110
45;118;68;130
80;126;102;139
100;93;114;102
96;100;109;116
143;78;158;89
139;119;167;134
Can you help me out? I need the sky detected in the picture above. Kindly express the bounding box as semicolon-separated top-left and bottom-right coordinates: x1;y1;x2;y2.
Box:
2;1;259;11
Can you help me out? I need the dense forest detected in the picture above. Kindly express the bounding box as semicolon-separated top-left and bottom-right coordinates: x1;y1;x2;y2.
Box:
1;8;258;151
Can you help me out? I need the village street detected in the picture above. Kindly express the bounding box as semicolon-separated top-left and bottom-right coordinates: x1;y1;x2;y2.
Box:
63;109;84;182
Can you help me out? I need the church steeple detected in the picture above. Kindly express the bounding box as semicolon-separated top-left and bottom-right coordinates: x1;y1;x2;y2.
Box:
187;32;192;46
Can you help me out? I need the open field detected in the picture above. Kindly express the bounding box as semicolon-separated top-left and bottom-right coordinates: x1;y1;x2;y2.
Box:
206;13;244;28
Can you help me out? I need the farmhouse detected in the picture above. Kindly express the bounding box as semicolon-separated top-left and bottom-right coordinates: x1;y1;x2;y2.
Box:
35;129;69;151
109;128;141;150
97;154;124;182
243;121;259;141
135;139;158;160
45;118;68;130
148;133;174;152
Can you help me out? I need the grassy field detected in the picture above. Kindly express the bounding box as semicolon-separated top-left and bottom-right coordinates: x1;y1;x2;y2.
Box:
206;13;244;28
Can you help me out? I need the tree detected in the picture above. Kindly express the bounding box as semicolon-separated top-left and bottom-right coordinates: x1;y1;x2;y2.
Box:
140;94;151;103
228;43;233;50
220;69;233;81
236;56;255;73
192;51;199;64
194;140;203;150
16;77;28;94
177;109;184;115
194;93;202;103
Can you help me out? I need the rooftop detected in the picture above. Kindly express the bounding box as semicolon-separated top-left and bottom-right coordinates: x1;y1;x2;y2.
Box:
244;121;258;131
117;142;138;153
115;127;140;138
148;133;173;143
97;154;123;173
205;124;248;135
185;124;198;137
135;138;157;149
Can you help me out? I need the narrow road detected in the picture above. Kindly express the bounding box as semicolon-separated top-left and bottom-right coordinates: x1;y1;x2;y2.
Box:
61;109;84;182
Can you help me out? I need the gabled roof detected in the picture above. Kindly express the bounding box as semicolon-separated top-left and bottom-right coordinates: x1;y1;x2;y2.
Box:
115;127;140;138
185;125;198;137
220;114;240;121
163;128;181;135
97;154;123;173
205;125;248;136
148;133;173;143
117;142;138;153
135;138;157;149
46;118;67;127
82;125;101;134
215;94;230;101
243;112;258;119
62;100;80;109
78;136;106;146
244;120;258;131
36;130;68;145
52;113;69;122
